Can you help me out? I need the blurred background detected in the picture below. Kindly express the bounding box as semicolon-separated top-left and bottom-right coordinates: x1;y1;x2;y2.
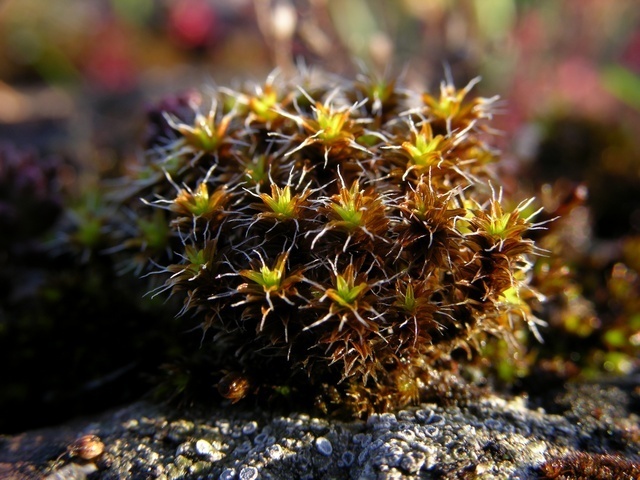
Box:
1;0;640;433
1;0;639;165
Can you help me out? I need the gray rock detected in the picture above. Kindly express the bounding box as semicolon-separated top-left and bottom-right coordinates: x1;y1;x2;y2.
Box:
1;382;639;479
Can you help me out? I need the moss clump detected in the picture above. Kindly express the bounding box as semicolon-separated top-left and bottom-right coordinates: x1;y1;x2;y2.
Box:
111;70;550;416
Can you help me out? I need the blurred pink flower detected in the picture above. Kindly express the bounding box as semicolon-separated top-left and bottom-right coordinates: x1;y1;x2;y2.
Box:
83;23;137;92
621;29;640;74
168;0;219;49
555;56;611;114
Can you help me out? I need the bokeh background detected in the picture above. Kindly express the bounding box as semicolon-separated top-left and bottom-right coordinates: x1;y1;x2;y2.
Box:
2;0;640;224
1;0;640;433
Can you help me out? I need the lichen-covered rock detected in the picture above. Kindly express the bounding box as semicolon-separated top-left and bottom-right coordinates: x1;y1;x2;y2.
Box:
2;381;638;479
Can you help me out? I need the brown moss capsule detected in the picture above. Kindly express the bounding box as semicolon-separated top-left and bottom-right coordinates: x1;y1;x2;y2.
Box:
67;434;104;461
217;372;252;403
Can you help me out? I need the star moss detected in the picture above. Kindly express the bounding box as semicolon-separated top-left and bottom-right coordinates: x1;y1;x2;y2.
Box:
112;69;549;416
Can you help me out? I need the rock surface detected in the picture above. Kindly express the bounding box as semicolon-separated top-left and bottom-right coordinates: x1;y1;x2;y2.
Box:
1;382;639;479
